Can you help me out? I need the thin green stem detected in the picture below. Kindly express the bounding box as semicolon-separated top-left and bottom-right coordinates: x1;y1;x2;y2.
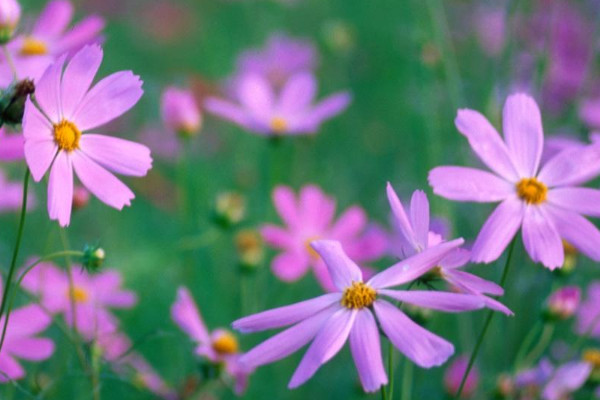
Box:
401;357;413;400
388;340;395;400
455;238;517;399
513;320;542;370
522;323;555;367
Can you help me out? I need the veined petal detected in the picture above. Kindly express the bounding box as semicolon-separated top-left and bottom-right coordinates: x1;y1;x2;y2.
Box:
349;310;387;392
61;45;103;119
171;287;210;344
410;190;430;251
232;293;342;333
428;166;514;202
521;205;563;270
545;205;600;261
378;290;485;312
23;124;57;183
538;143;600;187
443;269;504;296
547;187;600;217
35;54;67;122
79;134;152;177
502;93;544;177
47;151;73;227
311;240;363;290
386;182;417;249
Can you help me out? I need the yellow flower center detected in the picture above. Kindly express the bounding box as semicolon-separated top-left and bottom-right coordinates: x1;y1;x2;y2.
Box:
583;349;600;369
212;331;239;355
341;281;376;309
20;37;48;56
563;240;577;256
53;120;82;151
68;286;89;303
270;117;288;134
516;177;547;205
304;236;321;259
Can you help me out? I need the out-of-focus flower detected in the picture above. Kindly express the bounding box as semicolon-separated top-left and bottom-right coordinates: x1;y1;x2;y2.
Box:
72;185;90;210
321;20;355;54
579;96;600;129
171;287;251;394
161;86;202;138
138;125;179;162
544;286;580;320
234;240;488;392
577;281;600;339
0;129;23;161
261;184;387;291
129;354;177;400
205;72;351;136
515;359;592;400
235;229;264;270
214;191;246;227
444;355;479;398
387;184;511;314
0;278;54;381
0;169;35;212
22;261;136;340
474;6;506;56
0;0;105;87
429;93;600;270
22;45;151;227
495;374;516;398
0;0;19;43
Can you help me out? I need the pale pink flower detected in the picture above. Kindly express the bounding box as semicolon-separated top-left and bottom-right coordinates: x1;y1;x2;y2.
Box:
22;45;152;226
161;86;202;136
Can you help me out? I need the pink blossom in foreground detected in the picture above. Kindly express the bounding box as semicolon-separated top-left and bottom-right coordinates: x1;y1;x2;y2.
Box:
161;86;202;137
515;359;592;400
233;240;489;392
205;72;351;136
429;93;600;269
0;129;24;161
172;286;250;394
577;281;600;339
261;185;387;291
386;184;511;315
545;286;580;320
444;355;479;398
0;279;54;381
21;261;137;340
22;44;152;226
0;0;105;87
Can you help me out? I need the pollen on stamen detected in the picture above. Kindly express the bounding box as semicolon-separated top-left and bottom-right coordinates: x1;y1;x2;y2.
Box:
212;331;239;355
341;281;376;309
20;37;48;56
516;177;547;205
53;120;82;152
270;117;288;134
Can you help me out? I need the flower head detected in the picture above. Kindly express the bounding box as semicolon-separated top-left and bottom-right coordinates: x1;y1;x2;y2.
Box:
516;359;592;400
429;93;600;269
261;184;387;291
0;0;20;43
444;355;479;398
233;240;489;392
545;286;581;320
22;44;152;226
161;86;202;137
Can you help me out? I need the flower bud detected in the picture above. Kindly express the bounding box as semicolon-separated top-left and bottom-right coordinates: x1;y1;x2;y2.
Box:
82;244;105;271
161;86;202;138
235;229;264;272
72;186;90;210
0;79;34;126
0;0;20;44
544;286;581;321
444;356;479;398
494;374;515;399
214;192;246;227
558;240;578;275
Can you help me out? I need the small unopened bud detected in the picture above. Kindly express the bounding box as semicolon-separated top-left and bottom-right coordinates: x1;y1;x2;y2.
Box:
72;186;90;210
161;86;202;138
0;0;20;44
322;20;355;54
557;240;578;275
0;79;34;126
235;229;264;272
83;245;105;271
214;192;246;227
444;356;479;398
544;286;581;321
494;374;515;399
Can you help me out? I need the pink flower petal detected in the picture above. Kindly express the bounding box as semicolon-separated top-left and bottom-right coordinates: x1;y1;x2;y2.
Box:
299;185;335;229
6;305;51;336
79;134;152;177
429;166;514;202
410;190;430;251
538;143;600;187
329;206;366;241
34;54;67;122
236;74;273;123
387;182;418;249
0;354;24;381
48;151;73;227
32;0;73;37
311;240;363;290
272;186;299;228
443;269;504;296
61;44;103;118
272;251;310;282
7;338;54;361
261;225;294;249
204;98;252;130
546;205;600;261
303;92;351;131
349;310;387;392
53;16;105;56
279;72;317;112
522;206;563;269
171;286;211;344
547;187;600;217
378;290;485;312
23;98;57;181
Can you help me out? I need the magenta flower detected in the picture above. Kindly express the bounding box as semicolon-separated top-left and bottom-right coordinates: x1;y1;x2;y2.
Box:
22;44;152;226
0;129;24;161
386;183;511;314
545;286;581;320
444;355;479;398
261;184;386;291
429;93;600;269
205;72;351;136
161;86;202;137
0;279;54;381
172;286;250;394
516;359;592;400
577;281;600;338
22;261;137;340
233;240;489;392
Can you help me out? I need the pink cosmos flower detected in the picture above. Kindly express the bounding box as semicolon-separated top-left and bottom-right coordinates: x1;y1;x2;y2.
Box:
0;0;20;38
261;185;387;291
0;279;54;381
577;281;600;339
516;359;592;400
0;0;105;87
545;286;581;320
386;184;511;314
444;355;479;398
21;261;137;340
429;93;600;270
22;44;152;226
0;169;35;212
233;240;489;392
205;72;351;136
0;129;24;161
161;86;202;137
172;286;250;394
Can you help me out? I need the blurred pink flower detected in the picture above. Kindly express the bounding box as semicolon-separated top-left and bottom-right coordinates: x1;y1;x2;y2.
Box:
22;45;152;226
0;129;24;161
138;125;179;161
577;281;600;338
0;169;35;212
261;184;387;291
545;286;580;320
0;0;105;87
579;96;600;129
205;72;351;136
473;6;506;56
517;359;592;400
127;354;176;399
444;355;479;398
234;240;488;392
0;0;20;38
22;261;137;340
171;286;250;394
161;86;202;137
0;278;54;382
429;93;600;270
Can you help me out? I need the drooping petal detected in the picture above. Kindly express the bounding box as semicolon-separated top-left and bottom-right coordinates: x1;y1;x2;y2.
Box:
471;197;524;263
368;239;464;289
442;269;504;296
311;240;363;290
547;187;600;217
271;251;310;282
272;186;299;228
410;190;430;251
288;308;356;388
61;45;103;118
279;72;317;112
171;287;210;344
374;300;453;368
502;93;544;177
79;134;152;177
455;108;518;181
7;338;54;360
378;290;485;312
47;151;73;227
428;166;514;202
537;143;600;187
438;248;471;269
34;54;67;122
521;206;563;270
233;293;342;333
349;310;388;392
546;205;600;261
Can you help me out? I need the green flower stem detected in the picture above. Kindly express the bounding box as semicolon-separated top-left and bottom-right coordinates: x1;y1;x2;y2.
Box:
522;323;555;368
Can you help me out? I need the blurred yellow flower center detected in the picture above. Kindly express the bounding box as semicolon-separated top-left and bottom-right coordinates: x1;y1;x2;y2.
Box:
212;331;239;355
562;240;577;256
304;236;321;259
342;282;376;309
54;120;81;151
270;117;288;134
21;37;48;56
68;286;89;303
516;178;547;204
583;349;600;369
